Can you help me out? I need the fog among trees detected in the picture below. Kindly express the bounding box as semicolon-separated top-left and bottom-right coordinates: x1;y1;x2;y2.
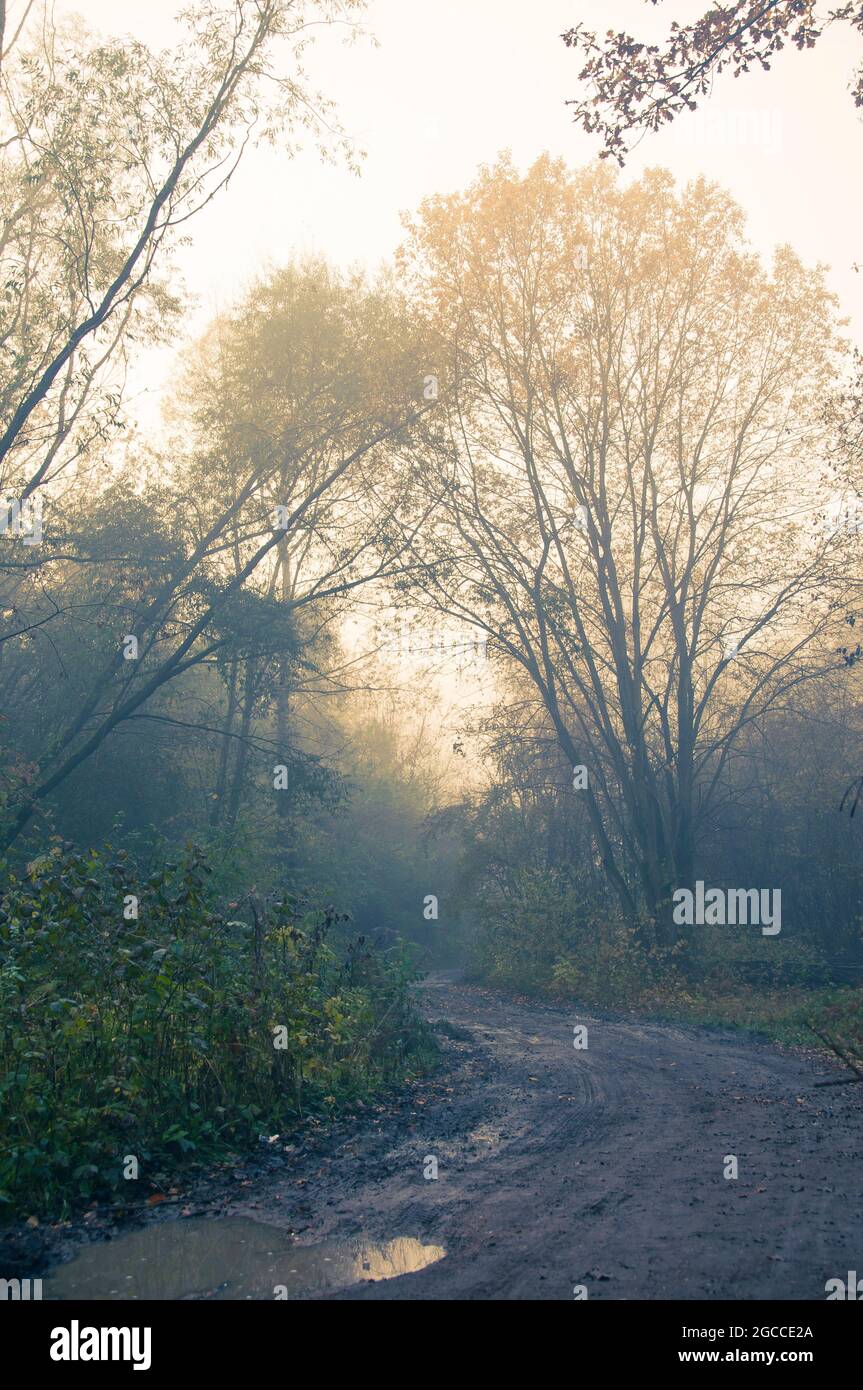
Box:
1;0;862;1322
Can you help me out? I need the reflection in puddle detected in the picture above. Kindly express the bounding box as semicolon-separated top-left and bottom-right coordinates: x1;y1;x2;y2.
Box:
45;1217;445;1300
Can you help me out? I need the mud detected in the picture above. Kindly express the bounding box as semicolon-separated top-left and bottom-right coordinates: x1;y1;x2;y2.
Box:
43;1218;444;1300
6;975;863;1300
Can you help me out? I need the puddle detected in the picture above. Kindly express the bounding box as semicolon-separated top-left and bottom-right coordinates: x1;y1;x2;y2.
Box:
44;1217;445;1300
467;1123;502;1147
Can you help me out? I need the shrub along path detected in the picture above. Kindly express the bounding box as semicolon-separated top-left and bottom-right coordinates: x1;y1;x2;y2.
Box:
23;973;863;1300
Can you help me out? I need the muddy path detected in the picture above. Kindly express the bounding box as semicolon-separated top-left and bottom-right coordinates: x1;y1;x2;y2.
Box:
323;976;863;1300
18;975;863;1300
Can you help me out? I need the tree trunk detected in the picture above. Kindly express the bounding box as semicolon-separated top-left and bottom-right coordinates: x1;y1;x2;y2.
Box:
210;655;239;829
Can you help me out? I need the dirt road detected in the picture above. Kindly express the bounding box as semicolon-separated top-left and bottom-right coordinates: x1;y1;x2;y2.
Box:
220;975;863;1300
31;975;863;1300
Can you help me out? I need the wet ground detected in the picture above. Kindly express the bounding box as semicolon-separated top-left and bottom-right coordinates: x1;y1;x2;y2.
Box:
9;975;863;1300
43;1219;444;1300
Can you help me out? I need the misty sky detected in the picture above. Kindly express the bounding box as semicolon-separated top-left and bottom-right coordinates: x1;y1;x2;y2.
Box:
61;0;863;420
49;0;861;723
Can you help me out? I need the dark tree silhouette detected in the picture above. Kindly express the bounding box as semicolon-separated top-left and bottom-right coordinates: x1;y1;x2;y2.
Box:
563;1;863;165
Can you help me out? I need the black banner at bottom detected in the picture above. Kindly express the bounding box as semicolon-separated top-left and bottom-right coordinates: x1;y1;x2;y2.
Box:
4;1298;857;1375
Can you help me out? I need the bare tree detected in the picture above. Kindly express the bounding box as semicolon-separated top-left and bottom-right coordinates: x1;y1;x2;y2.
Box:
398;155;851;941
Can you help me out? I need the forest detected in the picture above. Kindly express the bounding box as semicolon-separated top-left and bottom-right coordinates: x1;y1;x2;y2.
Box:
1;0;862;1318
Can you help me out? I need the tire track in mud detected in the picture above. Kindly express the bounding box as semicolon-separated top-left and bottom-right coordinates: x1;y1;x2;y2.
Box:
318;976;863;1300
25;973;863;1301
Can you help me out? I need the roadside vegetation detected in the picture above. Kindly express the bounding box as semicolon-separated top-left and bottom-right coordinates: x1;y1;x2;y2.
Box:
0;843;435;1217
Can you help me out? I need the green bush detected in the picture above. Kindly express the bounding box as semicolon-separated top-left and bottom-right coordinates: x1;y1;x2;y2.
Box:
468;866;836;1013
468;867;664;1005
0;841;435;1218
